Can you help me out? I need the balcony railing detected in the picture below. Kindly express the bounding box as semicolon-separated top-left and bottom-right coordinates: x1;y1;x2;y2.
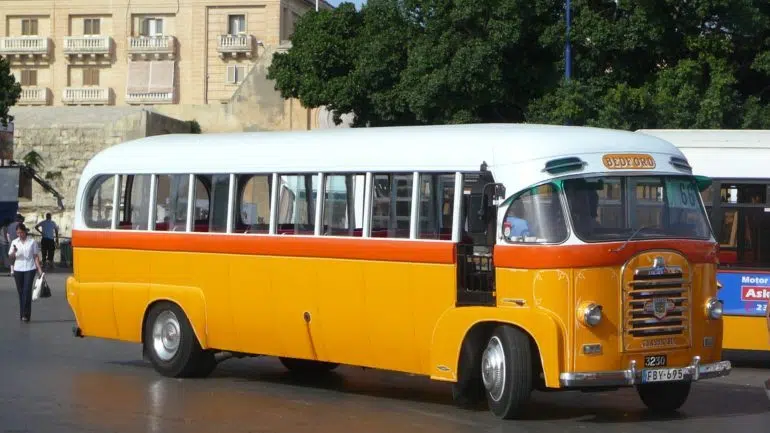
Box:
126;91;174;104
63;35;112;57
62;87;110;105
217;34;254;58
0;36;51;59
128;35;176;59
18;87;49;105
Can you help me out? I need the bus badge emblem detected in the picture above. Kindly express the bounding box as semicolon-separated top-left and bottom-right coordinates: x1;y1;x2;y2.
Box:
645;297;675;320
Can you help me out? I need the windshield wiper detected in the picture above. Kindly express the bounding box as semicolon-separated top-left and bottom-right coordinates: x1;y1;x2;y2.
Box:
611;225;655;253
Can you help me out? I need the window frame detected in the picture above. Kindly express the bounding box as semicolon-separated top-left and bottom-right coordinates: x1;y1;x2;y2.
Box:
704;178;770;269
80;170;467;243
500;181;571;245
84;18;101;36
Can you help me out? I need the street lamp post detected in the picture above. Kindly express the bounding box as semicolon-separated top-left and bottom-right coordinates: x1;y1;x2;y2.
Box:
565;0;571;82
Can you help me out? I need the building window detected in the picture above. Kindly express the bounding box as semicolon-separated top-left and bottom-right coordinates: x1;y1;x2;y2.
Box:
20;70;37;86
226;65;248;85
84;18;101;35
21;18;39;36
228;15;246;35
141;18;163;36
83;68;100;86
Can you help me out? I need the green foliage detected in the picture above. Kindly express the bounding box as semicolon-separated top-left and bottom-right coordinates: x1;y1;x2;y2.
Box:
21;150;43;172
268;0;770;129
187;119;202;134
0;56;21;128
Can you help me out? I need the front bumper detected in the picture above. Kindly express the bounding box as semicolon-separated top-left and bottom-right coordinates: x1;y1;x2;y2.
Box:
559;356;732;388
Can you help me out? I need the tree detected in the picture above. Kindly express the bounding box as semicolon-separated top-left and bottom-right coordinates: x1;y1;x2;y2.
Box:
0;55;21;128
528;0;770;129
268;0;770;129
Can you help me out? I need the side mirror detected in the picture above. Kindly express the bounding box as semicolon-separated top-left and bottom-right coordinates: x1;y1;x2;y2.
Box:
494;183;506;200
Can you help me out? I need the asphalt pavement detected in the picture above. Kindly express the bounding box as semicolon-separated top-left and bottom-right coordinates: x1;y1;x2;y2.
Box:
0;271;768;432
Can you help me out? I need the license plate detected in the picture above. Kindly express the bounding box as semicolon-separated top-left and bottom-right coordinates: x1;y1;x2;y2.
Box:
644;354;667;368
641;368;686;383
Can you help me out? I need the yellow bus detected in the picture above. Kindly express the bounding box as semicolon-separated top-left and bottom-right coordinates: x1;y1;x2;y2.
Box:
67;124;731;419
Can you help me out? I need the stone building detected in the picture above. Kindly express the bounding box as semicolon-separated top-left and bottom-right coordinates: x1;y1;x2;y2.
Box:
0;0;332;107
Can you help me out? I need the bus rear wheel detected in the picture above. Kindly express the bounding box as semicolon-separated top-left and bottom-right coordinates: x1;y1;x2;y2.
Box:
279;357;339;375
636;381;691;413
481;325;533;419
143;302;217;378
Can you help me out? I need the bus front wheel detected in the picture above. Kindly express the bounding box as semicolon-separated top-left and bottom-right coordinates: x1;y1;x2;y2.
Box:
481;325;533;419
635;381;691;413
143;302;217;378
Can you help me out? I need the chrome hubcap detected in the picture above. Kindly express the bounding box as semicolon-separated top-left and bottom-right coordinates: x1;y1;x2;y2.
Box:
481;336;506;402
152;311;181;361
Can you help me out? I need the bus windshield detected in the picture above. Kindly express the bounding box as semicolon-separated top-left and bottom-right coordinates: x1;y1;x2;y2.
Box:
562;175;712;242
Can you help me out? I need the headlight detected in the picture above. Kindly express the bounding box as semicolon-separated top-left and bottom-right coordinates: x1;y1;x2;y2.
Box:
705;298;723;320
581;303;603;327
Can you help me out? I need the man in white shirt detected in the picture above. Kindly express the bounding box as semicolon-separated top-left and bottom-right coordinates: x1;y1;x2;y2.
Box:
35;213;58;269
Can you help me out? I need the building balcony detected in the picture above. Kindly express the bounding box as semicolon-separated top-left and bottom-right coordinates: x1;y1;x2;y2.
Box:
63;35;112;60
62;87;111;105
126;91;174;105
0;36;51;61
17;87;50;105
128;35;176;60
217;34;255;58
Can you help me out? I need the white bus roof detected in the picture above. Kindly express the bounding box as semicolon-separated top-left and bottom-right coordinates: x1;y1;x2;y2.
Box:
79;123;692;200
637;129;770;180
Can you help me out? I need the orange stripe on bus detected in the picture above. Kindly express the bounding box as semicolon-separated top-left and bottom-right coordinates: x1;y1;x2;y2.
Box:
494;240;718;269
71;230;456;265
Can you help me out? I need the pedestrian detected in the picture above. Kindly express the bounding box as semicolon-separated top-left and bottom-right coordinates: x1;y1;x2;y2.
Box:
35;213;59;269
6;215;23;275
8;223;43;322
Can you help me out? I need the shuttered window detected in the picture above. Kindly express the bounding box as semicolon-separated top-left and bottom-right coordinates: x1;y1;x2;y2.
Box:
83;68;100;86
20;70;37;86
21;19;39;36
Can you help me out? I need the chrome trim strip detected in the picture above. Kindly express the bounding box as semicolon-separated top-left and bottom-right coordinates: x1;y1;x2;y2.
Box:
559;357;731;388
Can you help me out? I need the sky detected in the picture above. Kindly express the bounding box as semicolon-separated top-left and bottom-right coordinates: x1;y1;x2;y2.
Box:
327;0;366;8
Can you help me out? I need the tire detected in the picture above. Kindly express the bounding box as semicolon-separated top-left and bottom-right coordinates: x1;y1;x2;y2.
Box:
452;337;486;408
143;302;217;378
279;357;339;375
636;381;691;413
482;325;533;419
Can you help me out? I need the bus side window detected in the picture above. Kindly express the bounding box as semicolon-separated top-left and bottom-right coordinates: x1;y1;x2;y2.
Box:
235;174;271;234
117;174;152;231
84;175;115;229
371;173;412;239
322;174;365;237
154;174;189;232
192;176;210;232
277;174;318;235
418;174;455;240
503;183;567;244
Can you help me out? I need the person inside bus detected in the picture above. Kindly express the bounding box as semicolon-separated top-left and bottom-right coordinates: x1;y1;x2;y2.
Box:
564;181;601;237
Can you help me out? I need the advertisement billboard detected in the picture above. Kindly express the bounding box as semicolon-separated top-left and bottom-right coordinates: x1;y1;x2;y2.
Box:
717;270;770;317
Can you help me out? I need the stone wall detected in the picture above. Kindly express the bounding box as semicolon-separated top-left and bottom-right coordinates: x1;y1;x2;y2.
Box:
9;106;192;240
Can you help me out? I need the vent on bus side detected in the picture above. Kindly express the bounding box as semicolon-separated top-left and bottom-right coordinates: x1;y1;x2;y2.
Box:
670;157;692;172
542;157;586;175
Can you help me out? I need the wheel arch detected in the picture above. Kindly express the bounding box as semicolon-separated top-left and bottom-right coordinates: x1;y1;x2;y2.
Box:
141;287;208;350
430;308;565;389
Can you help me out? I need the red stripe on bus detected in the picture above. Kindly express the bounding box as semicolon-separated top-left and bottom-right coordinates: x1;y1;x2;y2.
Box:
71;230;457;265
494;240;718;269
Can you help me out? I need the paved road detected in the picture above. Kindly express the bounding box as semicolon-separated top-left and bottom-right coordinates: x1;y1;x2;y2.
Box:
0;272;768;432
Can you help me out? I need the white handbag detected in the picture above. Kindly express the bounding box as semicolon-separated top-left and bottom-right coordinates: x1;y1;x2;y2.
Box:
32;272;48;301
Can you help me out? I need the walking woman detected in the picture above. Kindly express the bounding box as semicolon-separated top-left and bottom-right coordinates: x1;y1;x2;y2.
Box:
8;223;42;322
